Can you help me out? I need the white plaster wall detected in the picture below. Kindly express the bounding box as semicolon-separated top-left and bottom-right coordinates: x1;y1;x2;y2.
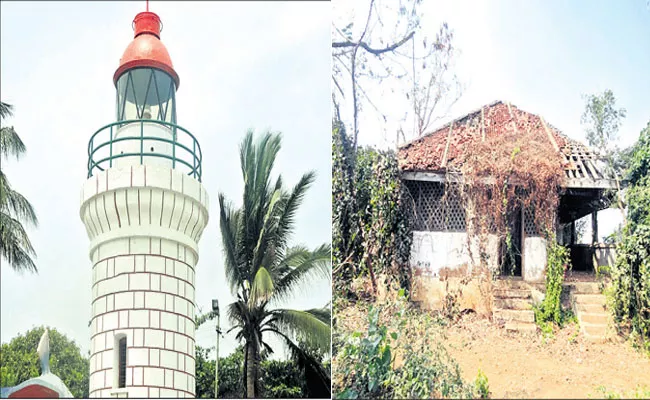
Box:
523;237;547;282
410;231;499;277
82;165;207;398
112;122;174;169
595;246;616;268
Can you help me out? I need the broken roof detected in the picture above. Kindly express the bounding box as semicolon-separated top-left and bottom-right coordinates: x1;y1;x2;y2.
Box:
398;101;617;189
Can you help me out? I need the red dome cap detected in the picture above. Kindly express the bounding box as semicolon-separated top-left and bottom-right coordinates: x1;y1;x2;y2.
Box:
113;12;180;88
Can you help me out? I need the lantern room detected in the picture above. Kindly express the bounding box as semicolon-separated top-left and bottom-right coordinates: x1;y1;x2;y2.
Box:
86;10;202;181
113;11;179;124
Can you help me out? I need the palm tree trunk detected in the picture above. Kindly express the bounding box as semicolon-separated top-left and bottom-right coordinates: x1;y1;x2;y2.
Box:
246;342;257;398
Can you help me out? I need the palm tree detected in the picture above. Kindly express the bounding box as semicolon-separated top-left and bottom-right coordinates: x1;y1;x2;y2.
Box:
214;130;331;398
0;101;38;273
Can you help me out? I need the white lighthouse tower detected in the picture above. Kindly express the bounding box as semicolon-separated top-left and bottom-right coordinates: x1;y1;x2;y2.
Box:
80;9;208;398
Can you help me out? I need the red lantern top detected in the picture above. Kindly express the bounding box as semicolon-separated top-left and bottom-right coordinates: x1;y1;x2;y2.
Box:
113;11;180;89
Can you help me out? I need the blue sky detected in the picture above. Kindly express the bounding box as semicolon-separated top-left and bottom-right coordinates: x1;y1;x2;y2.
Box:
0;1;331;359
335;0;650;237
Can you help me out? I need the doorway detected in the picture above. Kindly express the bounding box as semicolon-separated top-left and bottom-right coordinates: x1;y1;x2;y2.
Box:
500;207;522;276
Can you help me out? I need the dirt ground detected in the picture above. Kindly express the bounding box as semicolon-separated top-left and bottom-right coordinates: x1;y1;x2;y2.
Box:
444;314;650;399
334;301;650;399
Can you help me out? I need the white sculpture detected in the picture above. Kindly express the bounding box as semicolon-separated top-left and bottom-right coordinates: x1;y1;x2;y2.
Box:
0;329;74;398
37;329;51;375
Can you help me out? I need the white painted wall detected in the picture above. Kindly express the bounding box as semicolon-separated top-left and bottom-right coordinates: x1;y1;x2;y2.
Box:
410;231;499;277
112;122;174;169
523;237;547;282
411;230;549;282
81;165;208;398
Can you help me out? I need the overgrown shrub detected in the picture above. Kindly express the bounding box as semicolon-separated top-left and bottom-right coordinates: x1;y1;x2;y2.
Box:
334;293;484;399
594;385;650;399
474;369;490;399
332;122;412;296
534;239;572;328
609;121;650;352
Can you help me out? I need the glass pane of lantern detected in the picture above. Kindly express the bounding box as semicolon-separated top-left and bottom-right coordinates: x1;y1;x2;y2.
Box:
116;68;176;123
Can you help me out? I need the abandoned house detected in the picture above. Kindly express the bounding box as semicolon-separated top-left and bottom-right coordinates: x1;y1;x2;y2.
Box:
398;101;618;289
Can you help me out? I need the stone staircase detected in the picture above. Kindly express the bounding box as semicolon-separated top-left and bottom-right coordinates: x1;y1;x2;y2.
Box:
567;281;611;342
493;279;537;333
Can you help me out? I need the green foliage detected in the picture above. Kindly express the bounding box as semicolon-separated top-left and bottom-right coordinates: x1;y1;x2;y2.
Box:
389;343;477;399
609;121;650;352
581;90;628;208
336;307;393;398
0;326;88;398
627;122;650;187
594;385;650;399
195;344;330;399
534;240;571;328
581;90;627;155
335;296;483;399
0;101;38;273
216;130;331;397
259;359;304;398
332;122;412;296
195;345;245;398
474;369;490;399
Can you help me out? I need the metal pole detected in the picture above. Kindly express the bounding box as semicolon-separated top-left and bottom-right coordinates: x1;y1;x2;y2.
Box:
215;313;220;398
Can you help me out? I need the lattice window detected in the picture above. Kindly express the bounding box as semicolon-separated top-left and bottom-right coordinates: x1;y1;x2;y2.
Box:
444;185;467;231
403;180;466;232
524;208;540;237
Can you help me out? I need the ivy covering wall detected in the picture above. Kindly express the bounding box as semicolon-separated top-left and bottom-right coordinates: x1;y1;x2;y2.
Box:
609;121;650;351
332;122;412;296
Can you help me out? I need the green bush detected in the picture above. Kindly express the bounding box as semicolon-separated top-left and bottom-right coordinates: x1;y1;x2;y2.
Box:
474;369;490;399
335;295;484;399
332;122;412;296
534;239;571;328
608;121;650;352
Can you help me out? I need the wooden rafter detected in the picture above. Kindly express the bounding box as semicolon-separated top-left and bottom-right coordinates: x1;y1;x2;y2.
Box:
441;122;454;168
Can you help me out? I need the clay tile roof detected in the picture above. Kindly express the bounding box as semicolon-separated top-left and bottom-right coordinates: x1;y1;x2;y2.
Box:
397;101;611;184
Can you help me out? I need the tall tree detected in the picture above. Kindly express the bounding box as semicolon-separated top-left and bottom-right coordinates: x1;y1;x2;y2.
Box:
0;326;89;398
332;0;461;148
581;90;627;216
0;101;38;273
211;130;331;398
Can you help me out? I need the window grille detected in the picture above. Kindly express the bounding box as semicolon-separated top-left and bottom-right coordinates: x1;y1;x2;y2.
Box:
524;208;540;237
403;180;466;232
118;337;127;388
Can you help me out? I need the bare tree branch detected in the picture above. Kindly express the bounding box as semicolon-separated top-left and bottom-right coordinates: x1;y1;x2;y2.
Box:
332;31;415;55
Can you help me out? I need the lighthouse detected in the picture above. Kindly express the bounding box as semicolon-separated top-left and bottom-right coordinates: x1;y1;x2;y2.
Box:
80;9;208;398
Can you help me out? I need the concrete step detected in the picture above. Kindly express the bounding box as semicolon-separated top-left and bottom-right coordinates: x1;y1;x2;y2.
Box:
493;309;535;323
493;289;531;299
573;294;606;305
494;297;532;310
565;282;602;294
575;302;607;313
505;321;537;333
578;312;609;325
495;279;529;290
581;322;608;342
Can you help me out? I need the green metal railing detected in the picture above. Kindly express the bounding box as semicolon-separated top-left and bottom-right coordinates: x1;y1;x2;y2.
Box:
87;119;202;182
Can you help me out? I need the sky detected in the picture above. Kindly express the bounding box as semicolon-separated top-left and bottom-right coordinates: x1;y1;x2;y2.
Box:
0;1;332;360
2;0;649;366
334;0;650;240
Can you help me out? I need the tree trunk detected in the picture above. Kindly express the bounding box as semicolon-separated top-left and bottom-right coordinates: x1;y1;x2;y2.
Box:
246;342;257;398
